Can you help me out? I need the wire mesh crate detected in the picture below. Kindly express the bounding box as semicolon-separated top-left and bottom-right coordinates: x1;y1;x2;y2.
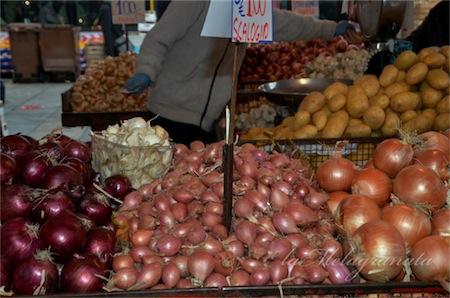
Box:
239;137;386;170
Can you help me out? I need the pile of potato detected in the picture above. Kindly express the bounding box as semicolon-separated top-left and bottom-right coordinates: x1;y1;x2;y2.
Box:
71;52;147;112
243;46;449;140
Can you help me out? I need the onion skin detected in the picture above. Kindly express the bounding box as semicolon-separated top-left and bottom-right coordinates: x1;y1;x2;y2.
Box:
104;175;131;199
83;227;116;263
410;235;449;285
382;204;431;247
0;153;17;185
373;139;413;178
326;191;349;216
414;149;449;181
0;184;34;222
12;252;58;295
393;165;446;212
431;209;450;237
31;191;75;223
21;151;52;186
418;131;449;157
352;168;392;207
61;255;107;293
336;195;381;236
351;220;406;282
0;217;40;265
64;141;91;162
316;157;355;192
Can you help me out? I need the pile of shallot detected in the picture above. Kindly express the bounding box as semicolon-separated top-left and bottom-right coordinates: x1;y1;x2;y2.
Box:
107;141;357;291
0;132;128;295
318;131;449;289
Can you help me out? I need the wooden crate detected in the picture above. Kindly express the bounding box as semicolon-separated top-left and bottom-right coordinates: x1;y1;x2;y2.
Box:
61;89;149;131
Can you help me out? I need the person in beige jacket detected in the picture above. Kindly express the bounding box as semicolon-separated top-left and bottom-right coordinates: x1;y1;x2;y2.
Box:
125;0;360;144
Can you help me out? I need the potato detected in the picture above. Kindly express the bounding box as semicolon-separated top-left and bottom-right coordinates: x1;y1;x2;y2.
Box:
406;62;428;85
395;51;418;70
298;91;326;113
321;110;349;138
355;75;380;97
390;91;420;112
346;87;369;118
433;112;450;131
327;93;347;112
274;126;292;140
293;125;318;139
418;47;438;62
441;45;450;58
293;111;311;129
363;106;385;130
379;65;399;87
349;118;364;126
403;114;434;133
344;124;372;138
381;110;400;137
385;82;410;98
323;82;348;99
420;81;431;92
312;110;329;130
426;69;450;90
420;87;444;108
436;96;450;113
281;116;296;128
369;92;390;109
444;59;450;74
423;52;446;68
422;109;437;122
396;71;406;82
400;110;417;123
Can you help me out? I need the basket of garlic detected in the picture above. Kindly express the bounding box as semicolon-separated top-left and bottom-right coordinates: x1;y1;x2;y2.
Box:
91;117;172;189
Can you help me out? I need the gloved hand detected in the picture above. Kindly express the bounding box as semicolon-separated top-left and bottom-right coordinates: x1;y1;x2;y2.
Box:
334;20;355;36
123;73;151;94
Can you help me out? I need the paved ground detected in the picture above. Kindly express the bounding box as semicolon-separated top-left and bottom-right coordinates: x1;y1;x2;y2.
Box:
3;80;90;141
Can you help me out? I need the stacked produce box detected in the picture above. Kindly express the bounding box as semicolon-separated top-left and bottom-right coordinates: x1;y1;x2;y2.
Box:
242;46;450;141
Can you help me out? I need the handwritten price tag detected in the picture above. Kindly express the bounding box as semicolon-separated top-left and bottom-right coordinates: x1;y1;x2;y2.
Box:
112;0;145;24
232;0;273;43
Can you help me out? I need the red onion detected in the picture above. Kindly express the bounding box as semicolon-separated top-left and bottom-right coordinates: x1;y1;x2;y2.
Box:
0;184;35;222
245;190;270;212
303;262;328;284
1;217;39;265
214;251;237;276
286;233;308;248
0;153;17;185
21;151;53;186
83;227;115;263
40;212;87;261
267;238;292;261
202;237;223;255
121;191;143;211
270;188;289;210
39;141;63;161
0;258;9;290
79;191;113;225
31;190;75;223
188;225;207;244
284;200;318;225
64;141;90;162
43;132;73;148
172;202;188;222
200;190;220;203
1;134;35;161
270;260;288;283
61;255;107;293
224;240;245;257
104;175;131;199
304;189;329;210
322;238;343;260
42;164;84;197
63;157;91;185
12;250;58;295
296;244;320;261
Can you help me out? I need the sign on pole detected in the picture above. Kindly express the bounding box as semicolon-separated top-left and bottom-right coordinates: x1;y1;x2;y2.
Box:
232;0;273;43
112;0;146;24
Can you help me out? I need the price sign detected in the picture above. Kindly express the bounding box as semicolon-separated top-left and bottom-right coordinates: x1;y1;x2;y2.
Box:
232;0;273;43
112;0;146;24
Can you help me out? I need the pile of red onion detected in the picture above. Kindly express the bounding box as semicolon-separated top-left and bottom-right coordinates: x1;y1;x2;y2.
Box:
0;132;126;295
107;141;356;291
318;132;449;289
239;37;363;82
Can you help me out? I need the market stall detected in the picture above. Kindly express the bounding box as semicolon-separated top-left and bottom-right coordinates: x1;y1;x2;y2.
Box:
2;0;450;296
